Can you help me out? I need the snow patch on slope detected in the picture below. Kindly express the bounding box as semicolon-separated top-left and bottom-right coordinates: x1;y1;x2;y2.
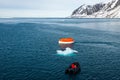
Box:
71;0;120;18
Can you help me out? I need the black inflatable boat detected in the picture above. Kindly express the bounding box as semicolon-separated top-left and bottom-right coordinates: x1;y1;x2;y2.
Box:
65;62;81;74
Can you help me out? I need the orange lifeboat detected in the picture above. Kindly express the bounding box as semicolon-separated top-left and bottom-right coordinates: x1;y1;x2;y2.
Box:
58;38;74;49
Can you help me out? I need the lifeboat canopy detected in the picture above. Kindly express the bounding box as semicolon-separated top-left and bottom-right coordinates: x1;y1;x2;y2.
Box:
59;38;74;44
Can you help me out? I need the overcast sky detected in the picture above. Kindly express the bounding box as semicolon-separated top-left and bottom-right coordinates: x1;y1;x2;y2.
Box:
0;0;110;18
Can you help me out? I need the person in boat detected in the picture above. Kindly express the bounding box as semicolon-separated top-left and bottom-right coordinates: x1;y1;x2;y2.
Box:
65;62;81;74
71;64;77;69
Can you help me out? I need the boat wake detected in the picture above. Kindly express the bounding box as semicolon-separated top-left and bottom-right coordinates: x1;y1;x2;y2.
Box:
56;47;78;56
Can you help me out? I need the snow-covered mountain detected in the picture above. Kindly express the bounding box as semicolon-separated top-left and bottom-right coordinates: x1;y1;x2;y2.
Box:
71;0;120;18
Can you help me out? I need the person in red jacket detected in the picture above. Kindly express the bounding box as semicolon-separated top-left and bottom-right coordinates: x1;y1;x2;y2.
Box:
71;64;77;69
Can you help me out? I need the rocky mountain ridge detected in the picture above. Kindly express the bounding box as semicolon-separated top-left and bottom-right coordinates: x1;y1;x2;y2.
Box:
71;0;120;18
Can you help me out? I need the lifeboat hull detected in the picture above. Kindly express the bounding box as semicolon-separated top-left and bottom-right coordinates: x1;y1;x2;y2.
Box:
59;43;74;49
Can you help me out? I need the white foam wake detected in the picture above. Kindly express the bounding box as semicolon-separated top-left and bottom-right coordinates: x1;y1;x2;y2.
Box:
56;47;78;55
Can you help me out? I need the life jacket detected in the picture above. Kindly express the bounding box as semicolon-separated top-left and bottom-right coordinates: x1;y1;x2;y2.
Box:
71;64;77;69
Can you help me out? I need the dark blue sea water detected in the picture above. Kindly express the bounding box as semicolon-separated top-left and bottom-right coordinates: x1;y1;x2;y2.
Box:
0;18;120;80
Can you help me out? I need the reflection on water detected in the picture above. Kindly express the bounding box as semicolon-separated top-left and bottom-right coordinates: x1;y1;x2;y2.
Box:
43;21;120;32
0;18;120;32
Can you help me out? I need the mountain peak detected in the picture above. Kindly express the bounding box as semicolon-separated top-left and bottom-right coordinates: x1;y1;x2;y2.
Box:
71;0;120;18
